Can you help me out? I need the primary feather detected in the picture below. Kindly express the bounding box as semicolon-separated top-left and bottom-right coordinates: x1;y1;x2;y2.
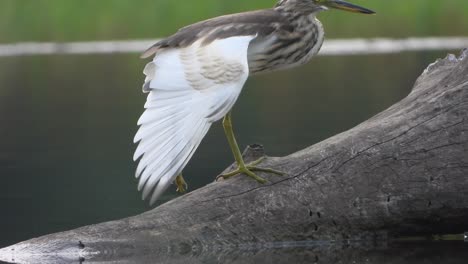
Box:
134;36;255;204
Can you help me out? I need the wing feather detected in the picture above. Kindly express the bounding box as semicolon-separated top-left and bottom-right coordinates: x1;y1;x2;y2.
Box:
134;35;256;204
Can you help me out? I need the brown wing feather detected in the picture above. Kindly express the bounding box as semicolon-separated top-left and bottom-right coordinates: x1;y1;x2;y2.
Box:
141;9;292;59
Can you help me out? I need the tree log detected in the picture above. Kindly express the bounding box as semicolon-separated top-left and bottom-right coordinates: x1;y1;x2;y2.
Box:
1;50;468;264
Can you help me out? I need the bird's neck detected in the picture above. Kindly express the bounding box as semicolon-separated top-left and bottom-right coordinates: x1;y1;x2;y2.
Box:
275;0;324;16
274;3;322;31
275;8;321;33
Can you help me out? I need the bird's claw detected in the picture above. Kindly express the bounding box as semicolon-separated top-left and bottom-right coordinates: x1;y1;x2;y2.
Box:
175;174;188;193
216;157;284;183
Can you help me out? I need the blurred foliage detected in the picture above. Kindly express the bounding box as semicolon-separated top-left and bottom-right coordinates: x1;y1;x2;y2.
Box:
0;0;467;43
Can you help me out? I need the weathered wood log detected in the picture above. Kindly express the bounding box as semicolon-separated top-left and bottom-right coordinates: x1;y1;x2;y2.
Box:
1;50;467;264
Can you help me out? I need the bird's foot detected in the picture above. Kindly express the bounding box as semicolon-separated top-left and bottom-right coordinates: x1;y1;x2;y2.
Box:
175;174;188;193
216;157;284;183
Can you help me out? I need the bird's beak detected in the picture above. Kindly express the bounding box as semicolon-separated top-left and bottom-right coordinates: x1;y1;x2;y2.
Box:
321;0;375;14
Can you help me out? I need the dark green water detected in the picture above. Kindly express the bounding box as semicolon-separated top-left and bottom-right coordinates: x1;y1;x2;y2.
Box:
0;50;458;249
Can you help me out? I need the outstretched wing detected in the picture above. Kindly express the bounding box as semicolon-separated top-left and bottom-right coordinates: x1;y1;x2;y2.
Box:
134;35;256;205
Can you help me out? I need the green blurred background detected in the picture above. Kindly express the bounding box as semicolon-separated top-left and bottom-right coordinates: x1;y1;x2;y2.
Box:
0;0;467;248
1;0;468;42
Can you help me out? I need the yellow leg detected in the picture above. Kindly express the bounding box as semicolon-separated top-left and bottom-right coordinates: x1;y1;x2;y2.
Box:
175;174;188;193
217;111;284;183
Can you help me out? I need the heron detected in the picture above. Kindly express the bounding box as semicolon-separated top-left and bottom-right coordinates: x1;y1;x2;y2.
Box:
134;0;375;205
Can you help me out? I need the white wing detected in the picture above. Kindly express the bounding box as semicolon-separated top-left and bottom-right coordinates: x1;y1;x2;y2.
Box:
134;35;256;204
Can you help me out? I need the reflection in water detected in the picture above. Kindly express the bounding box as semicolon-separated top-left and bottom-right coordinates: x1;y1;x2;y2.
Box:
1;37;467;57
11;241;464;264
149;241;468;264
147;243;468;264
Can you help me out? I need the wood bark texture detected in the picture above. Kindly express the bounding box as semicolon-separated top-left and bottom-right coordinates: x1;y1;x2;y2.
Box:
1;50;468;263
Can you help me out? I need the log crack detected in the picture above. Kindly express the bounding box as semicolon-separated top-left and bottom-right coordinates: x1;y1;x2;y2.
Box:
200;156;332;203
333;100;467;173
